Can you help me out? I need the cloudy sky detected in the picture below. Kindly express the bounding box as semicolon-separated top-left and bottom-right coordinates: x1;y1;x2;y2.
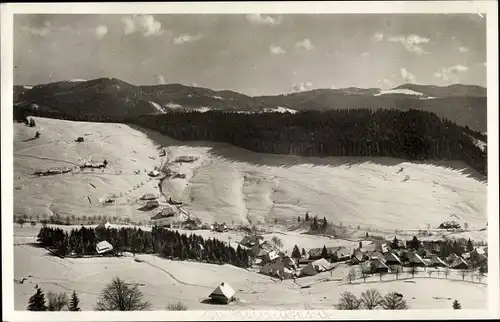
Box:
14;14;486;96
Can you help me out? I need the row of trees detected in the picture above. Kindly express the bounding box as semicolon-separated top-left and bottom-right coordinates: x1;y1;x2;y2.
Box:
36;226;250;268
27;287;81;311
16;108;487;176
14;213;135;227
336;289;409;310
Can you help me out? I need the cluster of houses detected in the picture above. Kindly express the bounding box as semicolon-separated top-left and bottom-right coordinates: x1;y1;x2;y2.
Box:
347;239;488;275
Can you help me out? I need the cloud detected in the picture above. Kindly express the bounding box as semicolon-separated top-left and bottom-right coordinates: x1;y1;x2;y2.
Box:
291;81;313;92
121;15;163;37
269;45;286;55
378;79;393;89
400;68;417;83
373;32;384;42
388;34;430;55
95;25;108;40
155;74;166;85
246;14;282;26
21;21;69;37
433;64;469;82
459;46;469;53
173;33;203;45
295;39;315;51
361;52;370;59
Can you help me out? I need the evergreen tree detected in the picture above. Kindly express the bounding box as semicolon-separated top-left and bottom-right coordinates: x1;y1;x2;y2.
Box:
297;216;301;223
322;217;328;231
292;245;301;259
69;291;81;311
302;248;306;256
365;232;369;239
27;287;47;311
410;236;420;249
311;217;319;231
391;236;399;249
466;238;474;252
452;300;462;309
305;212;310;222
321;245;329;259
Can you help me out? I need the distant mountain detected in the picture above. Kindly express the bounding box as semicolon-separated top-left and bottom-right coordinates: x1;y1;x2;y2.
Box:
14;78;487;132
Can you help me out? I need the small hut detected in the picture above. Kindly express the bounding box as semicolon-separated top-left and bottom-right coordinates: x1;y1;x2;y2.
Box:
141;193;157;201
96;241;113;254
208;282;236;304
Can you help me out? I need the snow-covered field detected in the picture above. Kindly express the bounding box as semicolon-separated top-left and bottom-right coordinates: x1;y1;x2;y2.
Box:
13;226;487;311
14;117;487;235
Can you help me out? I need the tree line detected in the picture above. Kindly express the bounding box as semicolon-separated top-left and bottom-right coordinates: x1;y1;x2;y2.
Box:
36;226;250;268
15;107;487;176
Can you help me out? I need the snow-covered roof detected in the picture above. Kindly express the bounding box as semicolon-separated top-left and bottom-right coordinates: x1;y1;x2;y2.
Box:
210;282;236;300
96;240;113;254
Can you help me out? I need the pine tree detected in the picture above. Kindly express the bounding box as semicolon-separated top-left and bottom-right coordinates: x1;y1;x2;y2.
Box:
297;216;301;223
69;290;81;311
292;245;301;259
466;238;474;252
322;217;328;231
452;300;462;309
391;236;399;249
321;245;329;259
302;248;306;256
27;287;48;311
305;212;309;222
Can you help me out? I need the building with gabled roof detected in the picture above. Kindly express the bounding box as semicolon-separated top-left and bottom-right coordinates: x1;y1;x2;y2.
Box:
451;257;469;270
208;282;236;304
96;240;113;254
429;255;448;268
385;252;402;266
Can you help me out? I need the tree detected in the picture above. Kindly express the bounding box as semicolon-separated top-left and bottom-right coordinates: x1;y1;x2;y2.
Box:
166;301;188;311
379;270;386;281
365;232;369;239
410;236;420;249
452;300;462;309
297;216;301;223
360;289;383;310
381;292;409;310
69;290;81;311
391;265;402;280
444;267;450;279
360;269;370;283
476;272;484;284
391;236;399;249
427;270;433;279
322;216;328;231
466;238;474;252
27;287;48;311
459;269;468;281
336;291;361;310
271;236;283;249
311;217;319;231
409;265;418;278
292;245;301;259
321;245;329;259
17;217;26;227
301;248;306;256
47;291;69;311
345;268;357;284
95;277;151;311
305;212;309;221
29;118;36;127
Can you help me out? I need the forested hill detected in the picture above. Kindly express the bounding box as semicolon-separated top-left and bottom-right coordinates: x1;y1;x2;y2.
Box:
16;107;486;177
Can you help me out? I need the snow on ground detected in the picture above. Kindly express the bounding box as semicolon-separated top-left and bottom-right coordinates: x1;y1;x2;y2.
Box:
375;89;425;96
212;96;224;100
68;78;87;82
193;107;213;113
166;103;183;110
13;227;487;311
23;85;33;90
468;135;487;152
14;117;487;236
263;106;298;114
150;101;167;114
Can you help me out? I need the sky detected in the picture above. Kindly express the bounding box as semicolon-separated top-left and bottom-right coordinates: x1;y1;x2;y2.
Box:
14;14;487;96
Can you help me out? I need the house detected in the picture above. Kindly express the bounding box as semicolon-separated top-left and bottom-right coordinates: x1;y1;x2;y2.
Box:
470;248;488;264
282;256;298;270
369;258;390;274
446;253;460;264
183;218;200;230
408;253;428;267
96;240;113;254
148;170;160;177
301;258;334;276
367;251;385;262
385;252;402;266
251;244;269;258
240;235;264;248
146;200;160;209
429;255;448;268
263;250;280;263
208;282;236;304
260;262;294;279
350;250;368;265
141;193;157;201
451;257;469;270
417;247;434;259
213;223;228;232
152;206;176;220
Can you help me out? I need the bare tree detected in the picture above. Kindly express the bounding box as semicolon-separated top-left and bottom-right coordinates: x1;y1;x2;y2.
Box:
166;301;188;311
379;270;386;282
345;268;358;284
271;236;283;249
408;265;418;278
444;267;450;279
47;291;69;311
360;269;370;283
95;277;151;311
335;291;361;310
17;217;26;227
360;289;383;310
381;292;409;310
391;265;402;280
459;269;468;281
